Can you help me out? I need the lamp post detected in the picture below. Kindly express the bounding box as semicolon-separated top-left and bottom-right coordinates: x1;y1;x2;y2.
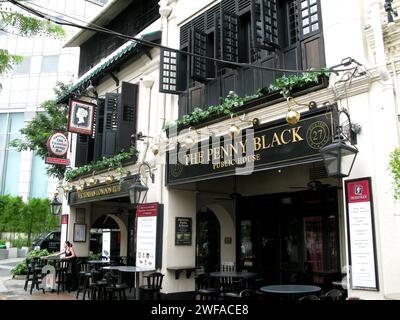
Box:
50;191;62;216
320;108;359;178
128;162;155;207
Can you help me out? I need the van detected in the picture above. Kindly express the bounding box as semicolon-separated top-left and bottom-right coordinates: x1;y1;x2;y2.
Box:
32;231;61;252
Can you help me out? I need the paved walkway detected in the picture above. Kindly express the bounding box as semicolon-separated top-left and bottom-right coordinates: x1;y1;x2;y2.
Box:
0;257;76;300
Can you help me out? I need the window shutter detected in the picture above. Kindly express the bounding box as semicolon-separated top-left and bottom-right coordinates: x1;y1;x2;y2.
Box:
297;0;325;70
93;98;105;161
190;27;208;82
102;92;120;158
251;0;280;50
75;134;89;167
220;10;239;63
118;81;138;153
159;49;180;94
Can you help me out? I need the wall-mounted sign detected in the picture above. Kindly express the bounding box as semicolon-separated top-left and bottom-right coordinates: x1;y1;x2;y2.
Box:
345;177;379;291
175;217;192;245
136;203;163;269
47;132;69;157
166;107;336;186
45;157;70;166
68;99;95;136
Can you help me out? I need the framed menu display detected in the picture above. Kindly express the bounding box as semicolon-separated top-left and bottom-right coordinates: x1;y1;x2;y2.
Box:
175;217;192;245
345;177;379;291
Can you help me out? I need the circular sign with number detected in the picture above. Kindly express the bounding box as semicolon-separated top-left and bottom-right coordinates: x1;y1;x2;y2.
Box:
47;132;69;157
306;121;331;149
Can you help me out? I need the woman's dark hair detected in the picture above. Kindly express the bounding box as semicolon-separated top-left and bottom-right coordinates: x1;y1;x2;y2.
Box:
65;241;72;247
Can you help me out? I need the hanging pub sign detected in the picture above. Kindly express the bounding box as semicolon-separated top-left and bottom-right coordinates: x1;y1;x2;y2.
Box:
136;203;163;269
45;132;70;166
345;177;379;291
68;99;95;135
166;107;337;185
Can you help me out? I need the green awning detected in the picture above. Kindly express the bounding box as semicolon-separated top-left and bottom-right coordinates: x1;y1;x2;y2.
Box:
57;30;161;103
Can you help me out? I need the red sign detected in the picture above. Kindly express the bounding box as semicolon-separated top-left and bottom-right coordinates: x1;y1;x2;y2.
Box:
347;179;371;203
47;132;69;157
61;215;68;225
45;157;70;166
136;203;158;217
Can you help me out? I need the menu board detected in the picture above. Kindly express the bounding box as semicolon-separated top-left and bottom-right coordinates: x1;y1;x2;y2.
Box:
175;217;192;245
345;177;379;291
136;203;159;268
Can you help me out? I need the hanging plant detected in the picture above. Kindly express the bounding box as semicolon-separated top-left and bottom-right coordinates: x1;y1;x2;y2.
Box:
268;69;331;98
389;147;400;200
65;147;137;182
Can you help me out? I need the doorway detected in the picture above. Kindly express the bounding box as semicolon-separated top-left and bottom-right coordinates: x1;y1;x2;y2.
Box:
196;208;220;272
237;188;341;289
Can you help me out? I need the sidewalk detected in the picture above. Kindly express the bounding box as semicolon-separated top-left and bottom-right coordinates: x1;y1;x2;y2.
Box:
0;257;75;300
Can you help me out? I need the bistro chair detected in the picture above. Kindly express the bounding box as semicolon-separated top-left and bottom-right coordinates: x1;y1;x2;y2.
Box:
222;277;255;300
29;258;46;295
24;258;42;292
139;272;164;300
299;294;320;300
221;262;235;272
56;260;69;294
90;271;108;300
76;260;92;300
195;273;219;301
105;271;128;300
320;289;343;301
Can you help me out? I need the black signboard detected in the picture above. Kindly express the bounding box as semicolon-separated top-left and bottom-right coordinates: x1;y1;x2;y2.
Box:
166;107;336;186
175;217;192;245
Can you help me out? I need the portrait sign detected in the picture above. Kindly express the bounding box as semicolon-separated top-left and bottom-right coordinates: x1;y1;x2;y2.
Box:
73;223;86;242
175;217;192;245
75;208;85;224
68;99;95;135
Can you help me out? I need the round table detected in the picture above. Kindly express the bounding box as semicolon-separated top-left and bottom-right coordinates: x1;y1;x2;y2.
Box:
210;271;257;278
260;285;321;300
102;266;155;299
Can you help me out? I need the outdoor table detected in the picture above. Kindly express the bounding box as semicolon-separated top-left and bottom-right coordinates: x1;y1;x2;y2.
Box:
260;285;322;300
87;260;110;270
210;271;257;278
102;265;155;299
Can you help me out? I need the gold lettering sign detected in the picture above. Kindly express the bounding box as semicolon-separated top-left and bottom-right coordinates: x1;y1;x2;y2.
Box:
77;185;122;199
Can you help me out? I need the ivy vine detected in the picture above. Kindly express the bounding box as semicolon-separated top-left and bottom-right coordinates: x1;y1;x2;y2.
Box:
389;147;400;200
164;90;262;131
65;147;137;182
268;69;331;98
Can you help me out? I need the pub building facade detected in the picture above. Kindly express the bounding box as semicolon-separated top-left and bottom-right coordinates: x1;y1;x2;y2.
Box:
59;0;400;300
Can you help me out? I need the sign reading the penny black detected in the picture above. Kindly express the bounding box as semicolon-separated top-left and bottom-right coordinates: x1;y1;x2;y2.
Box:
175;217;192;245
167;108;336;185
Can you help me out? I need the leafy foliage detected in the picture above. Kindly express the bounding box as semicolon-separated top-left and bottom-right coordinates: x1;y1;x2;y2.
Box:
65;147;137;182
0;195;58;244
389;148;400;200
10;82;71;180
268;70;331;98
11;249;50;276
165;91;262;130
0;8;66;76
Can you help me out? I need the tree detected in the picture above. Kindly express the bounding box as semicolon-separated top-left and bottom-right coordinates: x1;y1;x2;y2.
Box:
0;3;66;77
10;82;70;180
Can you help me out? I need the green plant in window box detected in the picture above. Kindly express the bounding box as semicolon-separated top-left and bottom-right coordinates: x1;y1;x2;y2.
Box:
268;69;331;98
389;147;400;200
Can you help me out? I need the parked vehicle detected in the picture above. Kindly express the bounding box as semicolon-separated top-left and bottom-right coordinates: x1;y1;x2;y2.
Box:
32;231;60;252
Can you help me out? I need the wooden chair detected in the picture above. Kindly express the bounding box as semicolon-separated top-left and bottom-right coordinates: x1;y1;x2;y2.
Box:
105;271;128;300
195;273;219;300
299;294;320;300
221;262;235;272
320;289;343;300
139;272;164;300
76;261;92;300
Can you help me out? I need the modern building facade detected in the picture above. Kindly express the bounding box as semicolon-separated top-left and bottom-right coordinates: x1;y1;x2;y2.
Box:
0;0;108;200
61;0;400;300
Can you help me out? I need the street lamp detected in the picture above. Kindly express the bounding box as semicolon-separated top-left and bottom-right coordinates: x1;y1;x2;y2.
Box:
128;162;155;207
320;108;359;178
50;192;62;215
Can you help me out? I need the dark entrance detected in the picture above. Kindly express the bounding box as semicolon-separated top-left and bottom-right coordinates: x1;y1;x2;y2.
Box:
237;188;341;291
196;208;220;273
